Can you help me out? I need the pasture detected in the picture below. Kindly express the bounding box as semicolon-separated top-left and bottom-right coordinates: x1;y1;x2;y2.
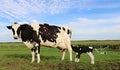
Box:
0;40;120;70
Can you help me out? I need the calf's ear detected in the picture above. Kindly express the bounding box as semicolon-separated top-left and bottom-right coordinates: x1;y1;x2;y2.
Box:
7;26;12;29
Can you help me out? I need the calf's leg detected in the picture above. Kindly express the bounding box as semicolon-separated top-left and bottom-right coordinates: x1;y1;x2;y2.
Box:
75;53;80;62
87;52;94;64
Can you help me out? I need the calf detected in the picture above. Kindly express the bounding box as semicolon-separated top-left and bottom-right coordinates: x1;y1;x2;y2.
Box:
71;45;94;64
7;22;72;63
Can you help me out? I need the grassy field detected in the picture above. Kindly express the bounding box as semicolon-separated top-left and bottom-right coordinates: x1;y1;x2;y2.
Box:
0;41;120;70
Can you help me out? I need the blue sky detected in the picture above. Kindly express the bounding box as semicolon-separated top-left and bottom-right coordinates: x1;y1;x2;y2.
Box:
0;0;120;42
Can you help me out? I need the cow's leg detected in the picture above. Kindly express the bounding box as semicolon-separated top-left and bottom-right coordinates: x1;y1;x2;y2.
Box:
68;46;72;61
35;43;40;63
36;46;40;63
31;48;35;63
87;52;94;64
61;50;66;60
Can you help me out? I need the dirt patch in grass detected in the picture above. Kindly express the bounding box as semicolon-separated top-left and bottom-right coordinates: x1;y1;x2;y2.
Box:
1;61;120;70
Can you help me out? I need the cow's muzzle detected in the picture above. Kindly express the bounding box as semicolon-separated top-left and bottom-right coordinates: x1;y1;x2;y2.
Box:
14;37;18;39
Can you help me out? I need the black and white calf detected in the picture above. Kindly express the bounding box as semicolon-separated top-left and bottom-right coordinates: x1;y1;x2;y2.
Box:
7;22;72;63
71;45;94;64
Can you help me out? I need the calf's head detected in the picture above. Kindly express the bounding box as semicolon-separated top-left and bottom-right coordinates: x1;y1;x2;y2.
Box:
7;22;21;39
71;45;79;52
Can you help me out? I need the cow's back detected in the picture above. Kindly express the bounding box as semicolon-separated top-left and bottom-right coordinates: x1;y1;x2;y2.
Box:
38;23;72;48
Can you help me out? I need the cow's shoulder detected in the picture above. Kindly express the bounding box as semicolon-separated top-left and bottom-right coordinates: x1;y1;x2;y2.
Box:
20;24;39;42
19;24;32;30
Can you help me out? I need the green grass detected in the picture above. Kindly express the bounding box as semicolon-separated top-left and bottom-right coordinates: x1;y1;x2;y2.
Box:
72;40;120;49
0;41;120;70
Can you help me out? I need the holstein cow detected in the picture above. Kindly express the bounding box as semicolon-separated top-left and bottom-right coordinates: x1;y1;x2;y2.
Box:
71;45;94;64
7;22;72;63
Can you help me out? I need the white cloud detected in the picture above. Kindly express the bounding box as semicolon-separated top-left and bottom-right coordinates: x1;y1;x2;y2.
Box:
0;0;120;41
77;17;120;24
69;17;120;40
47;0;72;14
73;0;120;10
110;25;120;32
0;0;73;22
0;0;120;22
0;22;8;26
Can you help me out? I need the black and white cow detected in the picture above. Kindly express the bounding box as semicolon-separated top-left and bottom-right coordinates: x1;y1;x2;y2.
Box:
71;45;94;64
7;22;72;63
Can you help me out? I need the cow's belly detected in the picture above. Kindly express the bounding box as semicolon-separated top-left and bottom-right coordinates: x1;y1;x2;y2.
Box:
23;41;38;49
40;40;57;48
40;39;68;50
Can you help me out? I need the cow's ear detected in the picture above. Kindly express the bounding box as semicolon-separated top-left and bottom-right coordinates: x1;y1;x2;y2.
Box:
7;26;12;29
14;22;18;24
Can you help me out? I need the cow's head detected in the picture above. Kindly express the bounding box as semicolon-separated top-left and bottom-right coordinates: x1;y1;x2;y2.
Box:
7;22;21;39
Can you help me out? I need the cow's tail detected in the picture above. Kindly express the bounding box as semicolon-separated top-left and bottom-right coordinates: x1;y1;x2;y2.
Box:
69;27;72;38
